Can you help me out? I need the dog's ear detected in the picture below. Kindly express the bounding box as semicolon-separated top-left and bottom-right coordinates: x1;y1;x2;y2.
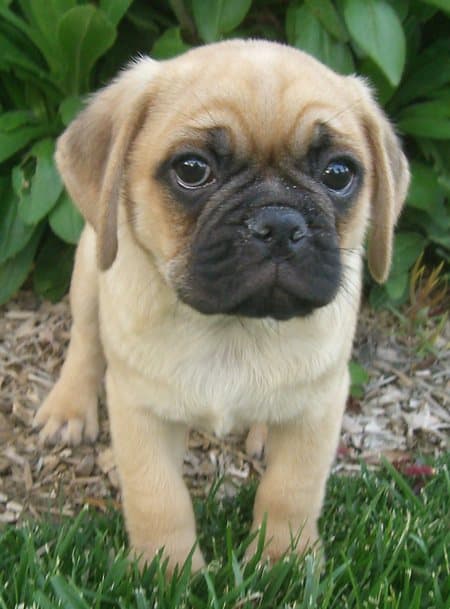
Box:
351;78;410;283
55;58;160;270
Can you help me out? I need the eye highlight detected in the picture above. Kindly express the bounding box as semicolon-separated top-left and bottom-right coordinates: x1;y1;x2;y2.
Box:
321;158;356;193
172;155;214;189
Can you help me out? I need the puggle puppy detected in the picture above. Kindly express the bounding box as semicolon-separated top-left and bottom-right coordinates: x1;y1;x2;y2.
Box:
35;39;409;571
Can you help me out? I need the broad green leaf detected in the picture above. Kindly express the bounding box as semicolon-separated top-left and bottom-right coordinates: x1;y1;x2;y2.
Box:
25;0;77;73
0;177;35;263
100;0;133;26
343;0;406;86
305;0;349;42
286;5;354;74
192;0;252;43
423;219;450;248
397;101;450;139
359;58;395;104
49;191;84;244
17;139;63;225
390;40;450;108
384;270;409;301
0;116;48;163
152;27;191;59
57;5;116;94
33;233;75;302
124;3;160;34
0;110;33;132
422;0;450;14
390;232;427;276
0;226;42;305
59;96;85;126
386;0;409;21
408;161;446;214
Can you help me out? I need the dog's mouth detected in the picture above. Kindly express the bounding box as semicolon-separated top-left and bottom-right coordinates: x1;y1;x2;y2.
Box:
227;283;318;321
176;229;342;321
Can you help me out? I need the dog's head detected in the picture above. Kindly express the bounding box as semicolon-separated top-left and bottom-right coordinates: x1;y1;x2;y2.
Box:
56;40;409;320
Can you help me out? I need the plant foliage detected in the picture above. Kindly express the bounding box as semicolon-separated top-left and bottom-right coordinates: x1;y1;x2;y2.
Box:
0;0;448;305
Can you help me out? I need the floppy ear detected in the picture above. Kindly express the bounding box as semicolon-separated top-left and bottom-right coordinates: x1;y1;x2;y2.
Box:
351;78;410;283
55;58;160;270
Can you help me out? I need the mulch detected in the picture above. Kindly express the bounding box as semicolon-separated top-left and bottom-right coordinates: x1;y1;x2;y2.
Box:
0;291;448;525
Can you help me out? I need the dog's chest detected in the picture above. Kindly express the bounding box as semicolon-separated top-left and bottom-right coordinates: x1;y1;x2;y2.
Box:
100;295;351;434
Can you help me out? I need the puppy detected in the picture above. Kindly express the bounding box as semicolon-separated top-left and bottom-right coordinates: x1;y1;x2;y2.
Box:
35;39;409;571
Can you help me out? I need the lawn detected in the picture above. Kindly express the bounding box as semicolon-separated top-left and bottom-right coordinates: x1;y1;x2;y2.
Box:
1;456;448;609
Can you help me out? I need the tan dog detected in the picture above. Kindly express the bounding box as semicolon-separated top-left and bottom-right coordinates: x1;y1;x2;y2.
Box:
35;40;409;571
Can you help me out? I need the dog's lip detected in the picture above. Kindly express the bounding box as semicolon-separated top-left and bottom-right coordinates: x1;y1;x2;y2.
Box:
181;259;330;317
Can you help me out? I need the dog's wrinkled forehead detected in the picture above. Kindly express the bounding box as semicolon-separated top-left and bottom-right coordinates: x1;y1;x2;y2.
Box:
146;43;366;161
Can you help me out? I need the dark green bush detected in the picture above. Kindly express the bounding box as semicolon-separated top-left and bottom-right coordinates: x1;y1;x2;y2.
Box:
0;0;448;305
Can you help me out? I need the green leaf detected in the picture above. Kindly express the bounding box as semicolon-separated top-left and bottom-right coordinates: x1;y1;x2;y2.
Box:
100;0;133;26
0;177;36;264
359;58;395;104
286;5;354;74
49;574;90;609
343;0;406;86
192;0;252;43
0;17;40;73
0;226;42;305
17;139;63;225
0;110;33;132
33;233;74;302
152;27;191;59
422;0;450;14
390;232;427;276
305;0;349;42
59;96;85;126
407;161;446;214
25;0;77;73
349;360;369;388
57;5;116;94
397;101;450;139
384;270;409;301
49;191;84;244
0;112;48;163
390;40;450;109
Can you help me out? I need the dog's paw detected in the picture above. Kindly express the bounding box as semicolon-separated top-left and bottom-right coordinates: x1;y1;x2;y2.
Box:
245;423;268;460
245;521;322;567
34;384;99;446
134;536;205;576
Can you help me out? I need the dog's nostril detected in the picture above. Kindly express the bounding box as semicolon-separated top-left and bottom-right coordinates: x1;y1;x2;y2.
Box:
245;207;308;247
290;227;307;242
246;218;272;241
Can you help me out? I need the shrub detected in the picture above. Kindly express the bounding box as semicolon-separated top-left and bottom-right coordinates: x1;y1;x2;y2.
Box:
0;0;448;305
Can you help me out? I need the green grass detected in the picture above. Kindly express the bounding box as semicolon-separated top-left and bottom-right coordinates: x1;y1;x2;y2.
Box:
1;456;449;609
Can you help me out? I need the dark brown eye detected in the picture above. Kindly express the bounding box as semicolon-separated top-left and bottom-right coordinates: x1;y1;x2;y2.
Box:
321;159;355;192
173;155;213;189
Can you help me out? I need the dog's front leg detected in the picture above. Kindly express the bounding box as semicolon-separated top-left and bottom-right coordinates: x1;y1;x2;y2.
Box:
106;370;205;573
249;368;349;564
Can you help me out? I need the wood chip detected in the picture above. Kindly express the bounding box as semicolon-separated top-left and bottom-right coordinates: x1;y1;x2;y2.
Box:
0;291;448;520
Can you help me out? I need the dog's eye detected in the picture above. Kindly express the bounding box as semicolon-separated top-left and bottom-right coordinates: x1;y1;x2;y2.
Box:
321;159;355;193
173;155;213;189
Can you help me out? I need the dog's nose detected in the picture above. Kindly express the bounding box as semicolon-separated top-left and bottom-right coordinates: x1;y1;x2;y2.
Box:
245;207;308;256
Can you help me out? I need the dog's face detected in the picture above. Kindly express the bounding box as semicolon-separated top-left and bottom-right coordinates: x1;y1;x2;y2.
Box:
56;41;409;319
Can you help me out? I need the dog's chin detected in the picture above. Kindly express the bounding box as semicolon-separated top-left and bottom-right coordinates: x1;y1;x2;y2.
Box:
178;288;331;320
177;277;339;321
228;289;319;320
